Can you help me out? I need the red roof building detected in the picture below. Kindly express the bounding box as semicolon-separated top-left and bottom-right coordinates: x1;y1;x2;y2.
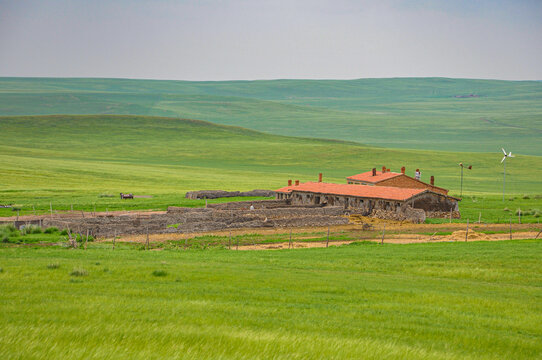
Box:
346;168;449;195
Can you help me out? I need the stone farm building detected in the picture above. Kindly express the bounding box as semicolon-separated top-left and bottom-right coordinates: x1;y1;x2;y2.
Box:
275;167;460;218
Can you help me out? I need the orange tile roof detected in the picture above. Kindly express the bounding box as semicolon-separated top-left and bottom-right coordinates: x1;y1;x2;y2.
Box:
346;171;402;183
275;182;427;201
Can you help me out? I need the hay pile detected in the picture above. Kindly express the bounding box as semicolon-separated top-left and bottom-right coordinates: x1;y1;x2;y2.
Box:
449;230;490;241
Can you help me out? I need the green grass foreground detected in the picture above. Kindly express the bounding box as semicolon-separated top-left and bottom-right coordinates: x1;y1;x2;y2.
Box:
0;241;541;359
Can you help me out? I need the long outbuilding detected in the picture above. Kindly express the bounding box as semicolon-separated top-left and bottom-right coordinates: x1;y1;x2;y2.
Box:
276;181;459;215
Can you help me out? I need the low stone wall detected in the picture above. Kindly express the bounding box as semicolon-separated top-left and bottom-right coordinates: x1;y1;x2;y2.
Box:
42;205;348;237
425;210;461;219
366;208;426;223
206;199;290;210
185;189;275;199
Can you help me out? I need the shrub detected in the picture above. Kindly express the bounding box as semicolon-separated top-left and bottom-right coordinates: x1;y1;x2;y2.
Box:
0;224;17;243
0;224;17;233
503;207;510;212
60;229;68;236
20;225;42;235
0;268;3;273
522;195;530;199
44;227;59;234
11;205;22;212
152;270;168;277
47;263;60;269
70;268;88;277
99;193;115;198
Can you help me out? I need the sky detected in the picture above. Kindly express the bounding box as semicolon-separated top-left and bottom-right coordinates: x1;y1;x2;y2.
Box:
0;0;541;81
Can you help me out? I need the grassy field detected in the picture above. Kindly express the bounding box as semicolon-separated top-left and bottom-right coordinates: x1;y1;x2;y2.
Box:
0;241;541;359
1;114;541;221
1;77;541;155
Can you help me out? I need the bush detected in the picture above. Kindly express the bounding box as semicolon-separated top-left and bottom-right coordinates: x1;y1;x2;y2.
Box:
47;263;60;269
503;207;510;212
0;224;17;243
44;227;59;234
20;225;42;235
60;229;68;236
523;195;530;199
0;268;3;273
0;224;17;233
70;268;88;277
99;193;115;198
152;270;167;277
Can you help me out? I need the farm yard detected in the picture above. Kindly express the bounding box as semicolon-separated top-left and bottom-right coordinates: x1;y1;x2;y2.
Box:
1;78;542;359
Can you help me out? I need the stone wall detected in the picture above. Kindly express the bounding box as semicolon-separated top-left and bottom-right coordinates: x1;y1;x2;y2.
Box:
42;205;348;237
185;189;275;199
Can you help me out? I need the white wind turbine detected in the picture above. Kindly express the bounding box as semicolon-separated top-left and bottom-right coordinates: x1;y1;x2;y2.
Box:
501;148;514;201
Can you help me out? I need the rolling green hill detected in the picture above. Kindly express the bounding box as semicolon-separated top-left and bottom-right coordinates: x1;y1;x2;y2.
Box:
1;77;541;155
0;114;540;218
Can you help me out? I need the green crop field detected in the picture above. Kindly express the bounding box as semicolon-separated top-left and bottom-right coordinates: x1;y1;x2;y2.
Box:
1;77;541;155
0;114;541;221
0;241;541;359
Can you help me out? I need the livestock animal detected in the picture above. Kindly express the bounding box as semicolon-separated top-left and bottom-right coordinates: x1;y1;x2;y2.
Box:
120;193;134;199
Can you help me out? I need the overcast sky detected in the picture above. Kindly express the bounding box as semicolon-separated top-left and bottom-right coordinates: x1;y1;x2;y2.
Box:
1;0;541;81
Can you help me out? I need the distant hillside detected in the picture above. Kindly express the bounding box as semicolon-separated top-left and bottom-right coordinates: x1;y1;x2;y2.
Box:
1;115;540;200
0;77;541;155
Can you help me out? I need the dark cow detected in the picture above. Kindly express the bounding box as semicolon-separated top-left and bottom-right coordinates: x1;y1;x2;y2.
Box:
120;193;134;199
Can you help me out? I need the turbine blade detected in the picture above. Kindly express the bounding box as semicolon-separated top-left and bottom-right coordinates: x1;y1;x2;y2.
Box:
501;156;506;163
502;148;507;155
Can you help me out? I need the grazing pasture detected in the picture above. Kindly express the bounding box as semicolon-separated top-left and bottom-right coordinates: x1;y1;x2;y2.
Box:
0;114;541;220
1;77;541;155
0;241;541;359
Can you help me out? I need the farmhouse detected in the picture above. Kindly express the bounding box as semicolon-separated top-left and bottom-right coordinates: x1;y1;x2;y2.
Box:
276;181;458;212
275;168;460;220
347;166;448;195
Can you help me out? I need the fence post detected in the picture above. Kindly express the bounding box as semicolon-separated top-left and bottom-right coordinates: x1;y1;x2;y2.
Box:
229;230;231;250
289;229;292;249
478;212;481;224
449;208;452;223
381;224;386;244
509;219;512;240
85;229;89;250
518;209;521;224
112;230;116;250
465;219;469;242
71;204;73;212
50;202;53;217
326;226;330;248
236;237;239;251
146;227;149;250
